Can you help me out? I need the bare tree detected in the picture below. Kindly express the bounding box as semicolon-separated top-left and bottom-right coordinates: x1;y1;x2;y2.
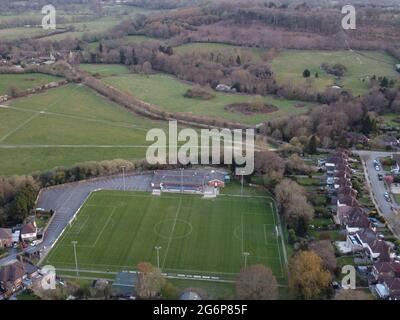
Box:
137;262;165;298
309;240;337;273
235;265;278;300
275;179;306;212
254;151;285;180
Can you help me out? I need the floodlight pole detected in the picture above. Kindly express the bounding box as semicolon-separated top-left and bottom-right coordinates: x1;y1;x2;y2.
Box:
71;241;79;277
181;168;183;193
240;170;245;197
155;246;162;270
121;166;126;191
242;251;250;268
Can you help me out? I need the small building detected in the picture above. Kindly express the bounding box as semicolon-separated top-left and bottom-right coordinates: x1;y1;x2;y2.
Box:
112;271;138;298
0;228;12;248
395;64;400;73
392;154;400;171
379;135;399;148
20;222;37;242
215;84;236;93
12;231;20;244
151;169;227;194
179;290;202;300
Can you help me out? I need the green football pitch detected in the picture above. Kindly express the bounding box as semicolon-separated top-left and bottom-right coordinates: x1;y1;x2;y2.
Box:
44;190;286;281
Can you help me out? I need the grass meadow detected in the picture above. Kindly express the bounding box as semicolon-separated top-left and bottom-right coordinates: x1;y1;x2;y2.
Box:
101;72;311;125
0;73;61;95
0;83;169;175
271;50;400;95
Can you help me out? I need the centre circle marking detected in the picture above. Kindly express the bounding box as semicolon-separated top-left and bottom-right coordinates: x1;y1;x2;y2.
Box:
154;219;193;239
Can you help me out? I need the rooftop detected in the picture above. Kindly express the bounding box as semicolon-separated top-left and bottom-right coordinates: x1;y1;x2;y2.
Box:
0;228;12;240
151;169;226;188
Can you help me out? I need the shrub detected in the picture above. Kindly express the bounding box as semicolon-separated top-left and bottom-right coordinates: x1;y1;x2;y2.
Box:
288;228;297;244
184;85;215;100
321;63;347;77
303;69;311;78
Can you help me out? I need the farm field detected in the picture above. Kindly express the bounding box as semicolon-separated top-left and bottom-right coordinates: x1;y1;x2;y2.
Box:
102;72;311;125
0;27;54;41
0;83;169;176
40;17;122;41
88;35;163;52
43;189;286;282
79;64;131;77
120;35;160;44
0;5;157;41
0;73;61;95
174;42;265;63
271;50;400;95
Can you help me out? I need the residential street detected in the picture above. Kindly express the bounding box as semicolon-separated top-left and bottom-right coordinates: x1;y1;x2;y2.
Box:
355;150;400;237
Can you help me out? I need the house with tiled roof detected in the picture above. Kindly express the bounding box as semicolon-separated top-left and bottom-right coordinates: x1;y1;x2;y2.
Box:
376;278;400;300
337;194;359;207
0;262;26;296
334;177;352;190
346;228;393;262
336;206;371;233
20;222;37;242
338;186;357;198
372;262;400;282
0;261;39;296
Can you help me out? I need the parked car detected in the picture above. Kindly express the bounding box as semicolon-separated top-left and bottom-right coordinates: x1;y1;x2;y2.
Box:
384;192;391;202
331;281;342;290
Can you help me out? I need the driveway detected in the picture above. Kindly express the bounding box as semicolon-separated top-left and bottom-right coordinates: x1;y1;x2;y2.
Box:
0;173;152;266
355;150;400;238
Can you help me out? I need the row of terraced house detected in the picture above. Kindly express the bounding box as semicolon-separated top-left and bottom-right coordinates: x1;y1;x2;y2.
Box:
324;150;400;300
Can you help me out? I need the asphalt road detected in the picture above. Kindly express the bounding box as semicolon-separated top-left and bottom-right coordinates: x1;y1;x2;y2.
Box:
0;173;152;266
356;150;400;237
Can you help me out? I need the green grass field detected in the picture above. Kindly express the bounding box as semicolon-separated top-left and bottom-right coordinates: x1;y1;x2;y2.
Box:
174;42;265;63
271;50;400;95
87;35;159;52
40;17;122;41
0;74;61;95
101;72;311;125
0;27;53;40
44;189;286;281
79;64;131;77
0;83;169;176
